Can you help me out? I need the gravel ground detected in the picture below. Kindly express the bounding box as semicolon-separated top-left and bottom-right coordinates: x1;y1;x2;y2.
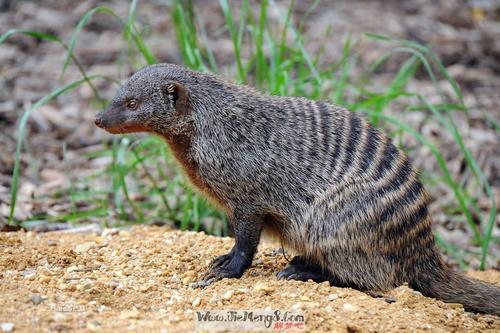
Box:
0;225;498;332
1;0;499;268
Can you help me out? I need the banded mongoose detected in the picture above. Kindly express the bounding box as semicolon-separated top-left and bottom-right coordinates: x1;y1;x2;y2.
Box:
95;63;500;315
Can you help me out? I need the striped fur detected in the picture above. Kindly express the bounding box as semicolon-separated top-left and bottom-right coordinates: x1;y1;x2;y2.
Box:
95;64;500;315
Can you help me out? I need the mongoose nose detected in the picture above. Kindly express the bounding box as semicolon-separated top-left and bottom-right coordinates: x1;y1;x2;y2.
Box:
94;117;103;127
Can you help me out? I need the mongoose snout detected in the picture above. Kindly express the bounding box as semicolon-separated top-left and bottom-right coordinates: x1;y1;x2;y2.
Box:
95;63;500;316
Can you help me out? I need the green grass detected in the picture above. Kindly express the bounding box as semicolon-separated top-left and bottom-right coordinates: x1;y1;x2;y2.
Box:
1;0;497;269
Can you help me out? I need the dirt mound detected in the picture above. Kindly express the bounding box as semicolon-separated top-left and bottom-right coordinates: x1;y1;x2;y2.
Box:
1;226;499;332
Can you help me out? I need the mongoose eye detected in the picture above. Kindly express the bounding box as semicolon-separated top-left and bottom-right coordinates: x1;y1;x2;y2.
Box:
126;99;138;110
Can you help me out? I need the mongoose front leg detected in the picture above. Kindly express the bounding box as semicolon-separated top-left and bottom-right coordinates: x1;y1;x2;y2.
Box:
195;210;263;287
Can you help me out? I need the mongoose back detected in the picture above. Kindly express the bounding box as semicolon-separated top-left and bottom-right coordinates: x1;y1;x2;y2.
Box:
95;63;500;315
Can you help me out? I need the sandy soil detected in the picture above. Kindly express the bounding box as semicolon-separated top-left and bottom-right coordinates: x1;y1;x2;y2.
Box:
0;225;498;333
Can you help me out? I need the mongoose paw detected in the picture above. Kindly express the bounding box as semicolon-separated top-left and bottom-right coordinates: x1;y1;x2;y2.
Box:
277;264;329;283
192;267;243;288
209;253;233;269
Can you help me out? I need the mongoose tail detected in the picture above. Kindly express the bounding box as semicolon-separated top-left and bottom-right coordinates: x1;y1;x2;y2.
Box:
410;253;500;315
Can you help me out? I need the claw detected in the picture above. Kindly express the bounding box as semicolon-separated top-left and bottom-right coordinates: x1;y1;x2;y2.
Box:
210;253;233;269
190;278;216;289
276;263;330;283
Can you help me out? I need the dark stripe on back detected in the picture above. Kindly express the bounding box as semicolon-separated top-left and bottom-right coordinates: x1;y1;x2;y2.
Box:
358;125;380;174
317;102;332;153
342;113;362;176
386;202;428;239
307;100;320;160
375;177;424;231
374;140;400;180
376;156;413;196
284;98;304;158
329;111;348;176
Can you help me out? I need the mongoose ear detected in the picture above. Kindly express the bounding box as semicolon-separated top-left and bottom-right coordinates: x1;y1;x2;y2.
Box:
165;81;189;113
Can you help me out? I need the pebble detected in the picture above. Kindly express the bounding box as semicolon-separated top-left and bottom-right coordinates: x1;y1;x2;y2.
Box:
223;290;233;300
327;293;339;301
170;274;181;284
343;303;359;312
107;279;120;289
119;310;140;320
66;266;79;273
53;313;68;322
1;323;14;332
253;282;274;295
192;297;201;307
76;280;94;291
87;321;101;332
75;242;96;253
346;324;363;333
101;228;119;238
182;271;197;285
31;294;43;305
235;288;249;295
38;275;52;284
385;296;397;304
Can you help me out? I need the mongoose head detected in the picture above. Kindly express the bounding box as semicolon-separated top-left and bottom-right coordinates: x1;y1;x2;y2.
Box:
95;64;191;135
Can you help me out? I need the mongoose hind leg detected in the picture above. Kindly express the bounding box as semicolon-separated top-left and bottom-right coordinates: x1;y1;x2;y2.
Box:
194;209;264;288
277;256;331;283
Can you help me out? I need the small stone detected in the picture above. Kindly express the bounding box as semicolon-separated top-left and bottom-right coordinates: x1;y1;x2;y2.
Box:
346;324;362;333
1;323;14;332
66;284;77;292
223;290;233;300
192;297;201;307
31;294;43;305
87;320;101;332
47;240;57;247
119;310;140;320
53;313;68;322
182;271;197;285
235;288;249;294
75;242;96;253
170;274;181;284
119;230;131;238
38;275;52;284
77;280;94;291
101;228;119;238
327;293;339;301
97;242;109;249
343;303;359;312
107;280;120;289
385;296;397;304
139;285;153;293
253;282;274;295
66;266;79;273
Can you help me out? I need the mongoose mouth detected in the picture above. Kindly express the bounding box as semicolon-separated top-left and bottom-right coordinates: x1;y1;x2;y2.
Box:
94;119;148;134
